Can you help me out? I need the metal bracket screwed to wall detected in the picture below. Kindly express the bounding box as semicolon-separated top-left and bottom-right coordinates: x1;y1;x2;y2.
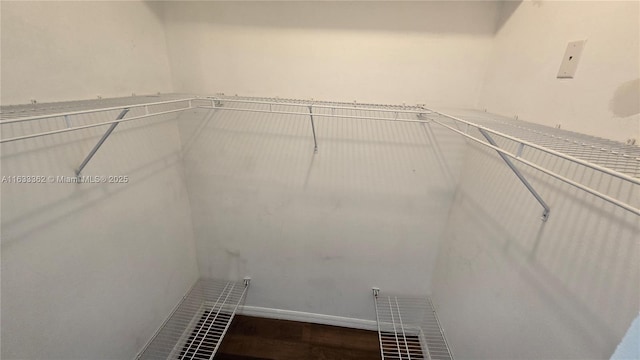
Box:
308;106;318;153
75;108;130;176
478;128;550;221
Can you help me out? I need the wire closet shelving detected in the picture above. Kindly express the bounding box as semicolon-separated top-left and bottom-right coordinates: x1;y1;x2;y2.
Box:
1;95;638;359
194;95;639;221
373;289;453;360
137;277;250;360
1;93;638;219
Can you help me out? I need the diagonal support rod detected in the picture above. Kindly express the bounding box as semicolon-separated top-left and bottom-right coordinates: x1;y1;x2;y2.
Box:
75;108;130;175
478;128;550;221
308;105;318;153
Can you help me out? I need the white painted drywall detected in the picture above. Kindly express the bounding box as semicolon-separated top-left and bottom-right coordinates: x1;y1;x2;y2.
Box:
0;1;174;105
479;1;640;143
162;1;499;108
3;1;638;358
1;104;199;359
177;104;466;322
430;115;639;359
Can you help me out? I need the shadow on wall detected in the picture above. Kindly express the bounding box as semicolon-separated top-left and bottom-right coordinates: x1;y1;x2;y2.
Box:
0;106;199;359
179;103;466;196
142;0;164;21
494;0;523;32
157;1;517;35
177;105;468;319
432;140;639;359
610;78;640;118
1;112;184;246
460;186;635;340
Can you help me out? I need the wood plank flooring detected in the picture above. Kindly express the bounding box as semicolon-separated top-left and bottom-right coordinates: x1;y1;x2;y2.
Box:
215;315;381;360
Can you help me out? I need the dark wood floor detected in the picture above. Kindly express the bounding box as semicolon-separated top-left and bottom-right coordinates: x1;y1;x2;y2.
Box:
215;315;382;360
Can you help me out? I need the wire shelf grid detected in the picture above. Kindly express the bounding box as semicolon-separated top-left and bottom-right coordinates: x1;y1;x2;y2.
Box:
0;94;191;121
374;291;453;360
2;94;638;217
447;111;640;178
137;278;249;360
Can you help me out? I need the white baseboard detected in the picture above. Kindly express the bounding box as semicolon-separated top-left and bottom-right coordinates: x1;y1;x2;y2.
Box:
238;306;378;331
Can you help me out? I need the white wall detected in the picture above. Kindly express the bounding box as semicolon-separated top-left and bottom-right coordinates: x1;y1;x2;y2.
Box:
3;1;638;358
1;103;199;359
480;1;640;143
1;3;194;358
430;120;639;359
162;1;499;108
178;104;466;322
0;1;174;105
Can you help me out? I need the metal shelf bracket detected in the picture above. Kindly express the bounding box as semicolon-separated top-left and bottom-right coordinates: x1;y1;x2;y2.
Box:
308;106;318;153
75;108;130;176
478;128;550;221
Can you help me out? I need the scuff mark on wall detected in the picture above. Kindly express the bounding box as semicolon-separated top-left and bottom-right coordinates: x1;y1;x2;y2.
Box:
224;248;248;280
610;78;640;117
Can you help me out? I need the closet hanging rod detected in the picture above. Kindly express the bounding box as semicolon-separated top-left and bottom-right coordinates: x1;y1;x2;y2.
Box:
0;98;196;125
0;107;189;144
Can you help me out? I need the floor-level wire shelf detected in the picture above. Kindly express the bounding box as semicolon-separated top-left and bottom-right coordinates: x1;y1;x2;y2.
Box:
137;278;250;360
374;289;453;360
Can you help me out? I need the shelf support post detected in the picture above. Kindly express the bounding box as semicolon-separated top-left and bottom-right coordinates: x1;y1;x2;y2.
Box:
478;128;550;221
75;108;130;175
308;105;318;153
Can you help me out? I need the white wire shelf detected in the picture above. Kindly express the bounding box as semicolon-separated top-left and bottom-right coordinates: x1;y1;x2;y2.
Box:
0;96;196;143
2;94;638;218
436;110;640;179
137;278;250;360
0;95;198;175
0;94;192;121
373;289;453;360
194;95;640;219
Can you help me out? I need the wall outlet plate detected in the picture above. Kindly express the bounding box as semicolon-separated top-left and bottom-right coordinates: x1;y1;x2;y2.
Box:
557;40;586;79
